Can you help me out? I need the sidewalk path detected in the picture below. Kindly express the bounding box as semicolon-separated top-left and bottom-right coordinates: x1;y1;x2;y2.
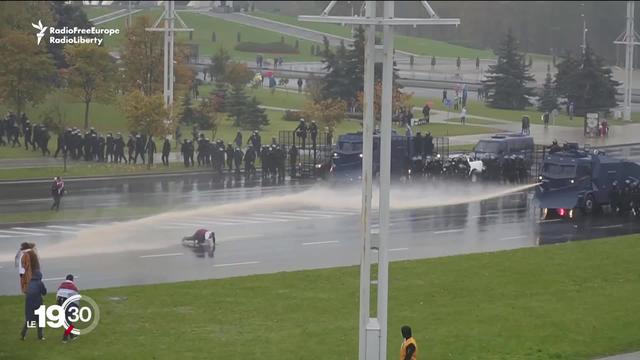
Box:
596;352;640;360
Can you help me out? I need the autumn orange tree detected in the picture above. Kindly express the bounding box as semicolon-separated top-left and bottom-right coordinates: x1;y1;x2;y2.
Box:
123;90;169;137
303;98;347;131
120;15;193;97
356;81;413;122
65;44;117;129
0;31;55;116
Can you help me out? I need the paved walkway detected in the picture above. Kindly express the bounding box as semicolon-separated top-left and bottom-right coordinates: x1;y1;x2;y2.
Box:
596;352;640;360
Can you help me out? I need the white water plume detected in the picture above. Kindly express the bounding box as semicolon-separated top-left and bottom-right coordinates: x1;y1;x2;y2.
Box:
0;182;537;261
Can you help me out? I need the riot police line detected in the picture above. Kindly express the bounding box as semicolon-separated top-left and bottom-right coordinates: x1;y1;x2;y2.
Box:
610;179;640;217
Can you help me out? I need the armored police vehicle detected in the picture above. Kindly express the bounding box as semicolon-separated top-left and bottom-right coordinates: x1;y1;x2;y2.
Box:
330;130;413;182
535;143;640;219
473;133;535;162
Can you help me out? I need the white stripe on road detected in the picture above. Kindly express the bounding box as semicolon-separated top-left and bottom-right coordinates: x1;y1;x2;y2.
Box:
46;225;84;231
140;252;184;258
12;227;76;234
269;212;314;220
472;214;500;218
433;229;464;234
500;235;527;241
593;224;624;229
43;277;66;282
200;217;264;224
0;234;13;238
17;198;51;203
0;229;46;236
213;261;260;268
302;240;339;246
536;219;562;223
217;235;260;242
77;223;98;227
312;209;360;215
295;210;336;218
241;215;288;222
167;222;213;228
389;247;409;252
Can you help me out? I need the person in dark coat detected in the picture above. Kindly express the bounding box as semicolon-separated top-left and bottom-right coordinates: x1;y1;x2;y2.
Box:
127;135;135;163
162;137;171;166
225;144;234;171
20;270;47;340
145;136;156;166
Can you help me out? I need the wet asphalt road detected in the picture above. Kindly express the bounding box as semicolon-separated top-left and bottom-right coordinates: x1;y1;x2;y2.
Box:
0;178;639;295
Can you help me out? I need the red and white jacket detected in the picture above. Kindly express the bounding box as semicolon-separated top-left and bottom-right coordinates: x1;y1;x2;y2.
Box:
56;280;79;300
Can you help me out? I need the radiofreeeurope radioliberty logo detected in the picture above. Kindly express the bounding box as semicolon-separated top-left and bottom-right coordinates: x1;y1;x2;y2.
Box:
31;19;119;46
31;20;47;45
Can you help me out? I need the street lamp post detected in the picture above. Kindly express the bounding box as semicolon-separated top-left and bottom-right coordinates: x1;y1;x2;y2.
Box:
614;1;640;122
299;2;459;359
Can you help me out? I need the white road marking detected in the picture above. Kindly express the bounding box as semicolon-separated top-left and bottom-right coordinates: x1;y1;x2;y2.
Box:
46;225;84;231
43;277;67;282
500;235;527;241
241;215;288;222
312;209;359;215
12;227;75;234
294;210;337;218
302;240;339;246
536;219;562;223
472;214;500;218
0;235;10;238
76;224;99;228
371;228;380;234
389;247;409;252
167;222;212;227
269;212;314;220
593;224;624;229
203;217;264;224
17;198;51;203
433;229;464;235
140;252;184;258
217;235;259;242
213;261;260;268
0;229;46;236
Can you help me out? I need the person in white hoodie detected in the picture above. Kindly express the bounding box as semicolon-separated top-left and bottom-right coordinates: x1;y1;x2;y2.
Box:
460;107;467;125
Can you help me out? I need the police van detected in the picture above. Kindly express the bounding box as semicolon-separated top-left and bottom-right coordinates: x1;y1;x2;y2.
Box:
473;133;535;163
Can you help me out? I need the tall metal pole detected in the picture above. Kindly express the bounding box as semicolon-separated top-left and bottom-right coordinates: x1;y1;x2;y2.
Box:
624;1;635;121
359;1;376;359
128;1;132;28
168;0;175;112
163;1;170;108
377;2;394;358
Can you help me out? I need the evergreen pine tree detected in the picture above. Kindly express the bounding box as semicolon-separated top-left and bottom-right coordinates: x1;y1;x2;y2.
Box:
538;72;558;113
482;29;535;110
180;95;195;125
226;85;248;127
554;46;620;115
241;96;269;129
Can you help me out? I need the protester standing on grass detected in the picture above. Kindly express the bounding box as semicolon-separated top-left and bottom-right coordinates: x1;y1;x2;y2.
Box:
56;274;79;343
20;270;47;341
460;106;467;125
400;325;418;360
15;242;35;292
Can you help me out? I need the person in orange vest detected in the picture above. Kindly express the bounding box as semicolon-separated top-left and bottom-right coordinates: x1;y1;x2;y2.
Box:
400;325;418;360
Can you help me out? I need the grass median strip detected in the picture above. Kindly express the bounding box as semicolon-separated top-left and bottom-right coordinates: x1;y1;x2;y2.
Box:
1;234;639;358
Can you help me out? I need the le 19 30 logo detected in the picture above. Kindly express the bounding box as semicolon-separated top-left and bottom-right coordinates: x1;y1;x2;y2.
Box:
28;294;100;336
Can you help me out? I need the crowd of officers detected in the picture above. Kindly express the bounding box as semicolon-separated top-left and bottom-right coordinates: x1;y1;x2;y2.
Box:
182;130;287;180
0;113;52;155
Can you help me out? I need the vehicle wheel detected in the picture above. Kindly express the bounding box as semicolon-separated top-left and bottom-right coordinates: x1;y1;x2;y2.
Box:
582;194;596;215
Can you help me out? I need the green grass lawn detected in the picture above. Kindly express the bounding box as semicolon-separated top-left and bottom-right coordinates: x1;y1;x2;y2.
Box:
0;145;45;159
0;162;206;181
252;10;496;59
1;234;640;359
413;96;640;127
84;6;122;20
93;8;321;61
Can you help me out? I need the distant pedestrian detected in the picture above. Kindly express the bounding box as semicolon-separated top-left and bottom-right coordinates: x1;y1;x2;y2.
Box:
21;270;46;341
400;325;418;360
568;101;575;120
50;176;65;211
297;78;303;93
162;137;171;166
521;116;530;135
56;274;79;342
542;111;550;129
460;106;467;125
442;89;447;103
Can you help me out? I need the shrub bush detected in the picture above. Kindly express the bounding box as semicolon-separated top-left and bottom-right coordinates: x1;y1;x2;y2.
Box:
235;42;299;54
282;110;303;122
